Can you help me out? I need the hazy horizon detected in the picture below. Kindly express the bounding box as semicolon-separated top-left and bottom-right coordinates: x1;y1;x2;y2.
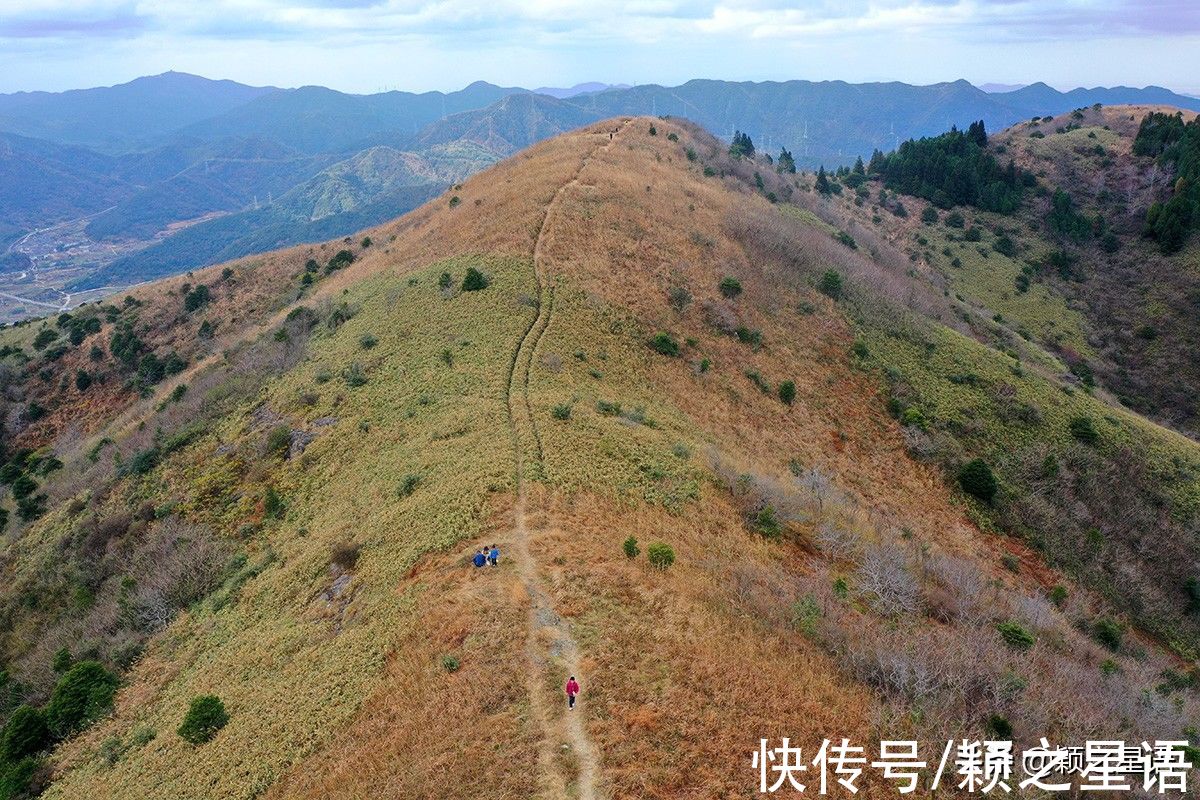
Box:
0;1;1197;96
1;70;1197;99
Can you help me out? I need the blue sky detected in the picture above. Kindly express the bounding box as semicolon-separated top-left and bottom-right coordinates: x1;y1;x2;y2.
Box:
0;1;1197;94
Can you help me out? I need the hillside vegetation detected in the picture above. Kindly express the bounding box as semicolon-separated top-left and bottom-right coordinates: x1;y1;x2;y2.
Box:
0;114;1197;799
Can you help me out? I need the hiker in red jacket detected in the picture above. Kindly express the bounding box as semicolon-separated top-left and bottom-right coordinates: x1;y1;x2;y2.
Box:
565;676;580;709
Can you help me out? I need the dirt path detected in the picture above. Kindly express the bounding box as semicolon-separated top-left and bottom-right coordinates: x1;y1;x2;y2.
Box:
504;119;629;799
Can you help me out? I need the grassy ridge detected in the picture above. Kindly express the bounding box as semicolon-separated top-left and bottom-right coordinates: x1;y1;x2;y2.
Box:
45;256;538;798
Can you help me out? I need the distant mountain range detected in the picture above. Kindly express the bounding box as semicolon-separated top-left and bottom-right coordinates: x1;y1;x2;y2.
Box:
2;72;1199;298
532;82;631;99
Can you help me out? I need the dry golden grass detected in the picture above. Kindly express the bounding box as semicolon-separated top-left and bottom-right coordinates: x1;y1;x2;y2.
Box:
265;503;541;800
19;115;1200;800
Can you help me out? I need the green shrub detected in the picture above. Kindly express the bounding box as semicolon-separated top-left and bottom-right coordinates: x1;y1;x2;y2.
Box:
398;473;421;497
958;458;998;503
987;714;1013;738
51;648;72;674
851;340;869;359
17;493;47;522
595;400;621;416
788;594;821;637
0;755;40;799
993;235;1017;257
753;505;782;538
818;270;843;300
996;621;1035;650
649;331;680;356
1093;617;1123;651
647;542;675;570
921;206;939;224
358;334;378;350
745;370;771;394
735;327;762;346
448;195;461;208
551;403;572;421
343;362;367;388
45;661;118;738
699;358;711;373
263;487;285;520
718;276;743;298
441;655;460;673
899;406;926;429
623;536;640;559
265;424;291;457
438;272;452;289
461;267;489;292
945;211;965;228
183;285;211;313
778;380;796;406
1069;415;1099;445
128;725;156;749
327;249;355;271
10;475;36;500
330;542;361;570
0;705;50;762
667;285;692;312
1048;585;1068;607
177;696;228;745
32;329;59;350
834;231;857;249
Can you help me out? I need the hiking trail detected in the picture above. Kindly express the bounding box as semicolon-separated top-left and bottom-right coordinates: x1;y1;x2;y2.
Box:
505;119;629;800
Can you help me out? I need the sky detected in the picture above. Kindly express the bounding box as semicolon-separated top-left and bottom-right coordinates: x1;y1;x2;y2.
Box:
0;0;1198;95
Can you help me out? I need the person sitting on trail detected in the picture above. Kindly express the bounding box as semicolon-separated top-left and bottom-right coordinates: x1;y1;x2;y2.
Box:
488;544;500;566
565;676;580;709
472;549;487;568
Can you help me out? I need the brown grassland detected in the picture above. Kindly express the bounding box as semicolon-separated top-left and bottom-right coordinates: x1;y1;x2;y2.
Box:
0;114;1197;800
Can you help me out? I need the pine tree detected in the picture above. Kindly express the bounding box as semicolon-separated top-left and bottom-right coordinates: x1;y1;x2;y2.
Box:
853;156;865;175
729;130;755;159
815;166;832;195
967;120;988;148
777;147;796;174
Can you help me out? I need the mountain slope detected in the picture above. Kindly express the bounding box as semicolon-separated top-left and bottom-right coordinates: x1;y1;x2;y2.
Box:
0;73;277;152
0;132;130;228
0;117;1197;800
69;143;492;288
181;82;529;154
411;93;603;155
566;79;1200;170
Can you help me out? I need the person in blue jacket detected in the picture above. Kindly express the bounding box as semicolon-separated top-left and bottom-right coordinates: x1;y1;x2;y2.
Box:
472;549;487;568
488;544;500;566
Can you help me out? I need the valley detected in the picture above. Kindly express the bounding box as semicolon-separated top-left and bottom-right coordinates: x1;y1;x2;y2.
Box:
4;74;1200;325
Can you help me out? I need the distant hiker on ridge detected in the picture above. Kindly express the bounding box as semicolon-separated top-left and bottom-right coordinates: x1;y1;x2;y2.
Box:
565;675;580;709
472;549;487;568
488;544;500;566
